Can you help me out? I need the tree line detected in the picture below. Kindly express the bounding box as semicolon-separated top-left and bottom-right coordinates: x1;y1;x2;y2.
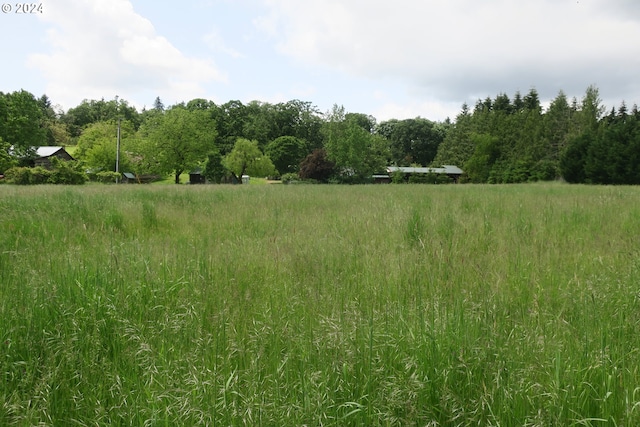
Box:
435;85;640;184
0;86;638;184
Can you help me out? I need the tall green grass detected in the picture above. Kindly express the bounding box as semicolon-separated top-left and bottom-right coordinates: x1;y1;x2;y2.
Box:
1;183;640;425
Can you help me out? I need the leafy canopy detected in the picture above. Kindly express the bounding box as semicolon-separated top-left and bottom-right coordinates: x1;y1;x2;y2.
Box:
223;138;276;182
138;107;217;184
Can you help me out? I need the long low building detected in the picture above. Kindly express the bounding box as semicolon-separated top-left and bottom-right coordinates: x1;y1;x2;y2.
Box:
375;165;464;183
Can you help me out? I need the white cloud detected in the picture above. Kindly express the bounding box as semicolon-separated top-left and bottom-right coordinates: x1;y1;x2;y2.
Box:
290;84;318;100
370;88;462;122
10;0;640;121
203;29;245;59
257;0;640;106
28;0;226;109
373;100;461;123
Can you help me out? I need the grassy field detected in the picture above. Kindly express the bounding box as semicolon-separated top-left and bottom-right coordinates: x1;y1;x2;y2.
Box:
1;183;640;426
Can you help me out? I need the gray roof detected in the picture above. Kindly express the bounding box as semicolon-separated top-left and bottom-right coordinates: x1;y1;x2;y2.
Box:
35;146;66;158
442;165;464;175
387;165;464;175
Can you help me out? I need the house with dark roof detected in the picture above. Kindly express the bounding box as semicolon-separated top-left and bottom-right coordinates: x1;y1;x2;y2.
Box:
34;146;75;169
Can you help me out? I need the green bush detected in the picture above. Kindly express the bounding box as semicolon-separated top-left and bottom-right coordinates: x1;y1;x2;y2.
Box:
3;160;87;185
4;167;34;185
391;170;406;184
281;173;300;184
95;171;121;183
48;158;87;185
407;172;452;184
530;159;559;181
32;167;53;184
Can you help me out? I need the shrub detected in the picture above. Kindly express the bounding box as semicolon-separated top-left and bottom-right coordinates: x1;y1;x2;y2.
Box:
95;171;121;183
32;167;53;184
530;160;559;182
4;167;34;185
5;166;51;185
391;170;406;184
48;158;87;185
281;173;300;184
5;160;87;185
435;173;453;184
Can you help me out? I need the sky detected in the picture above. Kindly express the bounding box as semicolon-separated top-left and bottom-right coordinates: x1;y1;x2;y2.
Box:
2;0;640;122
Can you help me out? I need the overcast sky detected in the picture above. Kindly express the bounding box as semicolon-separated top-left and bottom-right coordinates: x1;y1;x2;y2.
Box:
2;0;640;121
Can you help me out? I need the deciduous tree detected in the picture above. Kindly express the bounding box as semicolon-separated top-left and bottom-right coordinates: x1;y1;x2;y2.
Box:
223;138;276;183
139;107;217;184
322;105;389;183
265;135;308;175
76;120;136;174
0;90;46;157
377;117;445;166
299;148;335;182
0;137;16;173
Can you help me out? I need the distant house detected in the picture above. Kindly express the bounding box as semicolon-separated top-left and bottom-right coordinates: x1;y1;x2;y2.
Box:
34;146;75;169
385;165;465;183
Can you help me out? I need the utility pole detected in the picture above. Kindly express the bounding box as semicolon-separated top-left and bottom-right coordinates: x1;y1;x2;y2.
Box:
115;96;121;183
116;118;121;183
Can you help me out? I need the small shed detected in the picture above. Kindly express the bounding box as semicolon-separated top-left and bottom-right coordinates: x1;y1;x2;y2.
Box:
34;146;75;169
189;169;206;184
122;172;137;184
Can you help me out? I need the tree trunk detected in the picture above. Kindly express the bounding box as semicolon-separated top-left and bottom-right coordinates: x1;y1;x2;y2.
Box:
175;170;182;184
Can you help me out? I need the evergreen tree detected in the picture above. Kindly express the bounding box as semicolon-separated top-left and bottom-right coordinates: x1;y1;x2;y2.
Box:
432;103;475;168
513;91;525;113
463;133;500;183
543;91;573;163
493;93;512;114
523;88;542;113
153;96;165;111
560;131;594;183
576;85;605;134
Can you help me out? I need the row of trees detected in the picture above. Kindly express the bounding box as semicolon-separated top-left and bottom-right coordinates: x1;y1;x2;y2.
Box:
434;86;640;184
561;103;640;184
1;86;639;184
1;91;449;184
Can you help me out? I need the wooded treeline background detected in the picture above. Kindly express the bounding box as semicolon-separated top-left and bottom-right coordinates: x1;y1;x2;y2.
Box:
1;85;639;184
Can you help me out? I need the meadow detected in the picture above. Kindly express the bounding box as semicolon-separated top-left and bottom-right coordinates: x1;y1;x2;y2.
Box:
1;182;640;426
